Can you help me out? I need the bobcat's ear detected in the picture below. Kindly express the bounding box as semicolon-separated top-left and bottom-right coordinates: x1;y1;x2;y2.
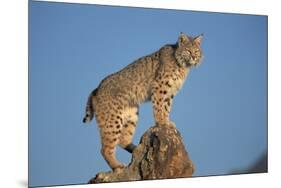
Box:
193;34;204;46
178;32;190;47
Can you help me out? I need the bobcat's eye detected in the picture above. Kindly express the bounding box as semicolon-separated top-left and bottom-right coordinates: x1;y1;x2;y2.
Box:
185;48;191;54
194;49;201;56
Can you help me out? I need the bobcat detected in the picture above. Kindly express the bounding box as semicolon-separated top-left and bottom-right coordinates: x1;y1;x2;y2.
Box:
83;33;203;171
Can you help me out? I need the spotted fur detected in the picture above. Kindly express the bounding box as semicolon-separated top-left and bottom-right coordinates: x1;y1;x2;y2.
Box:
83;33;203;170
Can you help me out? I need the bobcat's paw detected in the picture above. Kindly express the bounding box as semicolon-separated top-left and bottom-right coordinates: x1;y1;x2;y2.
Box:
156;121;176;128
113;164;126;173
167;121;176;128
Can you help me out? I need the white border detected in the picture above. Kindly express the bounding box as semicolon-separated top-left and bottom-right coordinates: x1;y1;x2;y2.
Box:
35;0;268;15
1;0;280;188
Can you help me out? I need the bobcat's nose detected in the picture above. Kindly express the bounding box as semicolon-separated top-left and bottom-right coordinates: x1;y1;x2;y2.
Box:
191;54;196;60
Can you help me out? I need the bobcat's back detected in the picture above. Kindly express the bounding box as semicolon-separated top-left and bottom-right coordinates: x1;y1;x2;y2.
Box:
97;51;161;106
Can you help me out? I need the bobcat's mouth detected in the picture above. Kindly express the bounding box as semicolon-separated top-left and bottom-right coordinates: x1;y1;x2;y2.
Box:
188;56;201;66
187;58;197;66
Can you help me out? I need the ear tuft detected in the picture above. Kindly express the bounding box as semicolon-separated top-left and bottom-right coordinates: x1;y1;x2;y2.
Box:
178;32;190;46
193;33;204;45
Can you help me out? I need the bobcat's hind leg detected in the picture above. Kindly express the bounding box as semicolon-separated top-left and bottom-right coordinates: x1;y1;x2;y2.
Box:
97;111;125;171
119;106;139;153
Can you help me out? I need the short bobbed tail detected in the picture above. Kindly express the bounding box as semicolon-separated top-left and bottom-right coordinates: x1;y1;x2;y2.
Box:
83;88;98;124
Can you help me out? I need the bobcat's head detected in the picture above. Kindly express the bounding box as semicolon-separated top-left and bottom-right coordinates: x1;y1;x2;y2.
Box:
175;32;203;67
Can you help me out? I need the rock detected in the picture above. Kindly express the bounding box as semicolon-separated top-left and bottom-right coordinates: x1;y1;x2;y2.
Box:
88;123;195;183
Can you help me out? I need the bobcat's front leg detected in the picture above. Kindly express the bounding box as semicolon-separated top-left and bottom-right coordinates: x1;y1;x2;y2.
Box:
151;79;175;127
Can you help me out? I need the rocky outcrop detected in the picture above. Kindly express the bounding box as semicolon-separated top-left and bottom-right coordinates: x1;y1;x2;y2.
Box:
89;123;194;183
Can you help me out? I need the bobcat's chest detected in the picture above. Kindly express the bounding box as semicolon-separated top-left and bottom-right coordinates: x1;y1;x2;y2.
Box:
169;67;190;95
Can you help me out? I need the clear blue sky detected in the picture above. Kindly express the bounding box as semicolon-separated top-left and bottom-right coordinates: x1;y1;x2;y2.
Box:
29;1;267;187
